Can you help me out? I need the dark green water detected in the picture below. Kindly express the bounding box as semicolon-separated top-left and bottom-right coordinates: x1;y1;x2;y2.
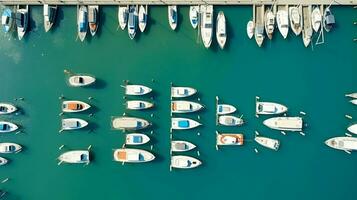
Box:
0;5;356;200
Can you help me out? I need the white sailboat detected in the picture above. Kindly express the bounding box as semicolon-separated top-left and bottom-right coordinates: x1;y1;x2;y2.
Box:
124;84;152;96
171;87;197;98
216;132;244;146
171;156;201;169
171;141;196;152
264;8;275;40
171;101;203;113
138;5;147;32
189;6;199;29
325;137;357;152
311;6;322;32
62;100;91;113
218;115;244;126
276;5;289;39
289;6;302;36
255;136;280;151
125;133;150;145
16;5;28;40
216;11;226;49
168;5;177;30
171;118;201;130
126;100;153;110
113;148;155;163
347;124;357;135
216;104;236;115
256;101;288;115
302;5;313;47
112;117;150;131
200;5;213;48
61;118;88;130
263;117;303;132
59;150;90;164
43;4;57;32
0;121;18;133
0;103;17;115
246;20;254;39
0;143;22;153
118;5;128;30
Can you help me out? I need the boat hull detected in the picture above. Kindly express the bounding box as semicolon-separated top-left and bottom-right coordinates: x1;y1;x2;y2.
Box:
125;85;152;96
0;143;22;153
171;140;196;152
0;121;18;133
218;115;243;126
43;4;57;32
68;75;96;87
59;150;90;164
171;155;201;169
171;87;197;98
138;5;147;32
88;5;99;36
125;133;150;145
126;100;153;110
216;11;226;49
0;157;8;166
171;118;201;130
347;124;357;135
118;6;128;30
216;133;244;146
255;136;280;150
112;117;150;131
189;6;199;29
325;137;357;151
61;118;88;130
62;101;91;113
200;5;213;48
77;5;88;42
217;104;236;115
263;117;303;132
113;148;155;163
0;103;17;115
256;102;288;115
246;20;254;39
168;6;177;30
171;101;203;113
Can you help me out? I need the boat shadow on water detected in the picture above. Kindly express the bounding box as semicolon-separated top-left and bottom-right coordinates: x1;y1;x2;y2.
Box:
90;78;107;89
50;6;64;33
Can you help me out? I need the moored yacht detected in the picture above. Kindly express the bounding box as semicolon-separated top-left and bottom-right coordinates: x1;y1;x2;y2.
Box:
59;150;90;164
323;7;335;32
347;124;357;135
126;100;153;110
112;117;150;131
16;5;28;40
302;5;313;47
325;137;357;152
62;100;91;113
168;5;177;30
256;101;288;115
171;118;201;130
218;115;244;126
216;11;226;49
125;133;150;145
43;4;57;32
61;118;88;130
0;121;18;133
2;8;13;33
311;5;322;32
171;86;197;98
254;4;265;47
77;5;88;42
113;148;155;163
0;143;22;153
255;136;280;151
124;84;152;96
118;5;128;30
264;8;275;40
171;155;201;169
88;5;99;36
138;5;147;32
171;101;203;113
263;117;303;132
68;75;95;87
200;4;213;48
216;104;236;115
216;132;244;146
0;103;17;115
128;5;137;39
246;20;254;39
189;6;199;29
171;140;196;152
289;6;302;35
276;5;289;39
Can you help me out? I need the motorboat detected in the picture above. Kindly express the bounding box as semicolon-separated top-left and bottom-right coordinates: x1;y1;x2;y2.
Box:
128;5;137;39
200;4;213;48
171;101;203;113
0;157;8;166
59;150;90;164
0;103;17;115
0;121;18;133
171;86;197;98
77;5;88;42
0;143;22;153
118;5;128;30
254;4;265;47
112;117;150;131
138;5;147;32
16;5;28;40
113;148;155;163
256;101;288;115
189;6;199;29
43;4;57;32
2;8;13;33
263;117;303;131
171;140;196;152
168;5;177;30
216;104;236;115
216;132;244;146
125;133;150;145
88;5;99;36
68;75;95;87
171;118;201;130
289;6;302;35
276;5;289;39
345;93;357;98
302;5;313;47
311;6;322;32
325;137;357;152
62;100;90;113
246;20;254;39
124;84;152;96
264;8;275;40
218;115;244;126
255;136;280;150
323;7;335;32
216;11;226;49
171;155;201;169
126;100;153;110
61;118;88;130
347;124;357;134
351;99;357;105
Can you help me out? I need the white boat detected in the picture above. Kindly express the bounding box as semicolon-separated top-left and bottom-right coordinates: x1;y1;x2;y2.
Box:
0;157;8;166
2;8;13;33
68;75;95;87
125;133;150;145
171;101;203;113
0;121;18;133
254;4;265;47
347;124;357;135
62;101;90;113
126;100;153;110
0;143;22;153
216;11;226;49
59;150;90;164
246;20;254;39
289;6;302;36
43;4;57;32
216;132;244;146
218;115;244;126
16;5;28;40
255;136;280;151
138;5;147;32
171;155;201;169
345;93;357;98
112;117;150;131
200;5;213;48
168;5;177;30
276;5;289;39
61;118;88;130
311;6;322;32
264;9;275;40
171;86;197;98
189;6;199;29
302;5;313;47
217;104;236;115
113;148;155;163
88;5;99;36
77;5;88;42
256;101;288;115
118;5;128;30
171;140;196;152
0;103;17;115
125;84;152;96
171;118;201;130
323;7;335;32
128;5;137;40
325;137;357;152
263;117;303;132
351;99;357;105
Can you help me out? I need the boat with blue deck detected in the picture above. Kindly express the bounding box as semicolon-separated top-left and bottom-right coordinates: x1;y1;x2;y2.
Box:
77;5;88;42
1;8;13;33
128;5;137;39
171;118;201;130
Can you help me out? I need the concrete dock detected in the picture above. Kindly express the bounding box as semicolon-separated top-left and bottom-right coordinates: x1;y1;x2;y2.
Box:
1;0;356;6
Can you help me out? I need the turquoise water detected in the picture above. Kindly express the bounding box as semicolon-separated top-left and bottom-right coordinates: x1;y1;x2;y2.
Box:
0;5;356;200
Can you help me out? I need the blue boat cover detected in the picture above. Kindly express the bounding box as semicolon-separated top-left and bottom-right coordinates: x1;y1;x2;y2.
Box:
133;136;142;143
178;120;189;128
218;105;223;112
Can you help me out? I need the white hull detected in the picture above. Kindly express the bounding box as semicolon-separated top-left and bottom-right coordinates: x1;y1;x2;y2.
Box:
43;4;57;32
351;99;357;105
0;157;8;166
289;6;302;36
68;75;95;87
125;84;152;96
112;117;150;131
246;20;254;39
171;118;201;130
345;93;357;99
347;124;357;134
0;103;17;115
200;5;213;48
311;6;322;32
276;5;289;39
77;5;88;42
138;5;147;32
217;104;236;115
302;5;313;47
0;143;22;153
118;6;128;30
61;118;88;130
325;137;357;151
189;6;199;29
216;132;244;146
263;117;303;132
171;87;197;98
254;4;265;47
171;155;201;169
264;9;275;40
126;133;150;145
0;121;18;133
16;6;28;40
256;101;288;115
255;136;280;150
171;140;196;152
113;148;155;163
126;100;153;110
62;100;91;113
216;11;226;49
168;5;177;30
88;5;99;36
171;101;203;113
128;5;137;40
59;150;90;164
218;115;243;126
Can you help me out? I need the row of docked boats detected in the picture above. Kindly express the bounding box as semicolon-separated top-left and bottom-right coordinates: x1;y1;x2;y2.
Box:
249;4;335;47
77;5;99;41
1;5;29;40
118;5;148;40
346;92;357;106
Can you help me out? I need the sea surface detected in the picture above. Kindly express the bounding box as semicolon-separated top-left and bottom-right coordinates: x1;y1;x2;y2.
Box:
0;5;356;200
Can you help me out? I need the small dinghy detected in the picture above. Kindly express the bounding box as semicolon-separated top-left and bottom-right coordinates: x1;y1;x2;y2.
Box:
325;137;357;152
256;101;288;115
218;115;244;126
138;5;147;32
77;5;88;42
2;8;13;33
168;5;177;30
125;84;152;96
127;5;137;39
0;157;8;166
264;9;275;40
112;117;150;131
0;143;22;153
171;86;197;98
59;150;90;164
68;75;95;87
302;5;313;47
323;7;335;32
171;140;196;152
347;124;357;135
276;5;289;39
16;5;28;40
62;100;91;113
289;6;302;36
255;136;280;151
216;132;244;146
216;104;236;115
125;133;150;145
171;118;201;130
0;121;18;133
61;118;88;131
171;155;201;169
200;5;213;48
113;148;155;163
118;5;128;30
345;93;357;99
0;103;17;115
216;11;226;49
351;99;357;105
263;117;303;132
88;5;99;36
126;100;153;110
189;6;199;29
171;101;203;113
311;6;322;32
246;20;254;39
43;4;57;32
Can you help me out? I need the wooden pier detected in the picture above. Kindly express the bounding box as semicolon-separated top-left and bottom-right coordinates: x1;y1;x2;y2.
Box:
1;0;356;6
